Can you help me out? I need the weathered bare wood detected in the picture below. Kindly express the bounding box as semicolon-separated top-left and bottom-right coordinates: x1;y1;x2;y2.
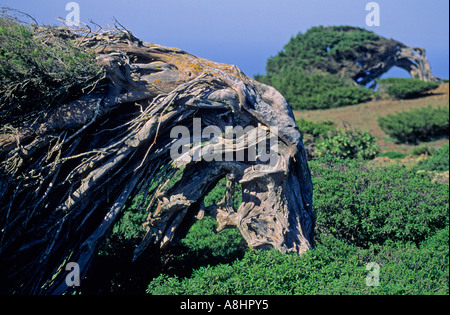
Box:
339;39;440;88
0;27;314;294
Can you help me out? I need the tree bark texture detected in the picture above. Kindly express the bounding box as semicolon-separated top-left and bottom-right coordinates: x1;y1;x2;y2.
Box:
0;29;314;294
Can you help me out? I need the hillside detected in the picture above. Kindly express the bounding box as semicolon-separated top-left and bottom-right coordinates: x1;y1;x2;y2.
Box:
295;82;449;154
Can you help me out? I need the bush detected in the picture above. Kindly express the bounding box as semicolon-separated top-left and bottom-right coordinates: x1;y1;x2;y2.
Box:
311;158;449;247
377;78;440;99
315;128;379;160
378;151;407;159
178;178;247;263
377;106;449;144
258;70;373;110
147;230;449;295
417;145;449;172
295;118;336;139
179;217;247;262
295;119;378;160
410;145;434;157
147;157;449;295
147;235;368;295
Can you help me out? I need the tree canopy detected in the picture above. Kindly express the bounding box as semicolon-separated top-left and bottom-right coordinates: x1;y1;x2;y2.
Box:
256;26;439;110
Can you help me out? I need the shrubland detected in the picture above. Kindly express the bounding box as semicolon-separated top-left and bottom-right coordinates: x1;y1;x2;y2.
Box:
146;157;449;295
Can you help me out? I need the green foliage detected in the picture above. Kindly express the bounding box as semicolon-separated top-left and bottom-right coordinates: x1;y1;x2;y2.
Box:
181;217;247;262
315;128;379;160
378;151;407;159
264;26;381;76
377;106;449;144
417;145;449;172
179;177;246;262
255;26;378;110
0;17;103;125
377;78;440;99
257;70;373;110
203;177;242;210
147;230;449;295
100;194;148;256
311;158;449;247
146;156;448;295
410;144;434;157
295;119;378;160
295;118;336;139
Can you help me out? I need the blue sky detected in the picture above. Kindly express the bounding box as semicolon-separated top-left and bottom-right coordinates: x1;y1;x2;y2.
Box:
1;0;449;79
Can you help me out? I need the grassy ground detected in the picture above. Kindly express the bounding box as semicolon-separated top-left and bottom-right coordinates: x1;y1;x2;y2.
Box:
294;82;449;155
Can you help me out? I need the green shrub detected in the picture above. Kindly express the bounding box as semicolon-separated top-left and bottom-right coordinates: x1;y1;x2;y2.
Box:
147;230;449;295
295;118;337;139
147;157;449;295
377;78;440;99
178;177;246;263
258;70;373;110
378;151;407;159
315;128;379;160
147;235;368;295
377;106;449;144
100;196;148;256
417;145;449;172
410;144;434;157
181;217;247;262
311;158;449;247
203;177;242;210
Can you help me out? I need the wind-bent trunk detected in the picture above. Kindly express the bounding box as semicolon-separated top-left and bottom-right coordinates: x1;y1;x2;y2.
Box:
0;27;314;294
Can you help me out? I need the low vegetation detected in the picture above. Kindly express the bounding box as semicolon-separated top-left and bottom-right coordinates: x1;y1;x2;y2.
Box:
146;157;449;295
88;147;449;295
417;145;449;172
377;106;449;144
296;118;379;160
257;70;374;110
315;128;379;160
377;78;440;99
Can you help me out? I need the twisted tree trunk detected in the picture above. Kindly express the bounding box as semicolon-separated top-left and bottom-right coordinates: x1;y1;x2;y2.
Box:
0;28;314;294
334;38;440;88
